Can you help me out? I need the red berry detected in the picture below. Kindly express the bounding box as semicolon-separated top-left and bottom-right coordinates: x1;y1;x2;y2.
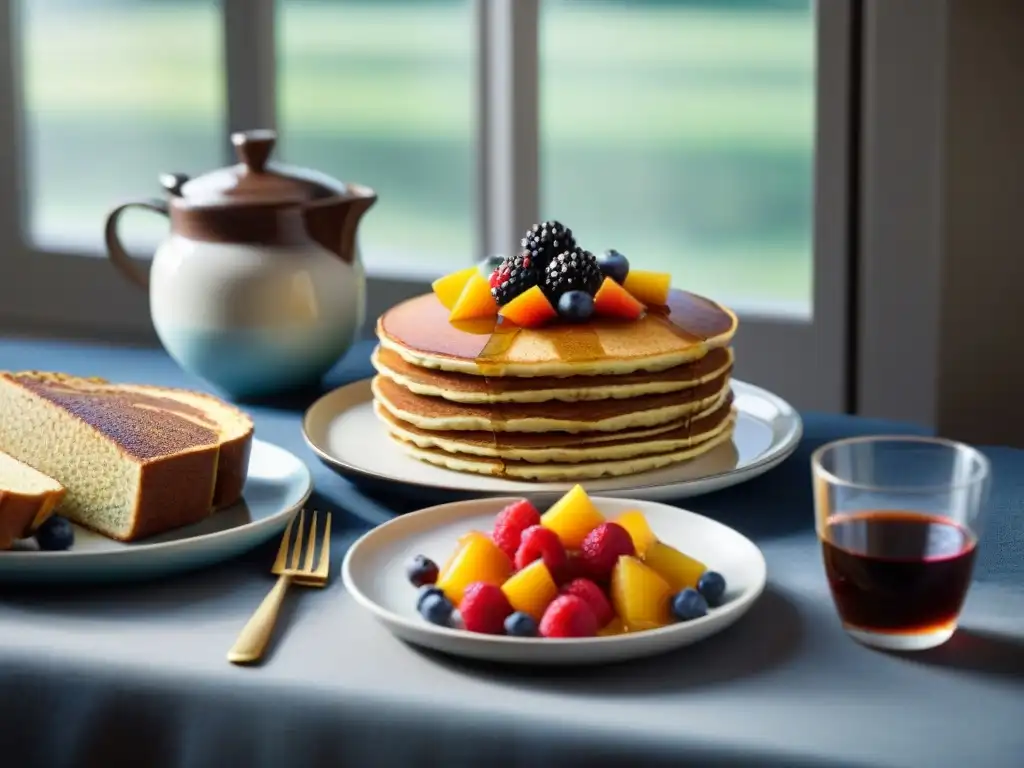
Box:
580;522;635;578
539;595;599;638
560;578;614;627
556;550;589;585
515;525;568;573
459;582;512;634
492;499;541;561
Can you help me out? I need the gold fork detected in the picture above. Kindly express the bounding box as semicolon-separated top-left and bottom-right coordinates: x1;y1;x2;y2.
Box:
227;509;332;665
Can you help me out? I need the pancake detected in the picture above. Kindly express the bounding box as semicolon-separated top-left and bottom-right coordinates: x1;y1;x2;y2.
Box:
388;413;738;481
371;345;734;404
378;391;734;464
377;289;737;377
372;372;731;434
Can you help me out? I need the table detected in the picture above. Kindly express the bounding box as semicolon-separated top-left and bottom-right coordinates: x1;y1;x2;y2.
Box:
0;338;1022;768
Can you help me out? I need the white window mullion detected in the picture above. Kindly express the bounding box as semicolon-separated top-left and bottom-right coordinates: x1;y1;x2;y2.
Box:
476;0;539;261
223;0;277;160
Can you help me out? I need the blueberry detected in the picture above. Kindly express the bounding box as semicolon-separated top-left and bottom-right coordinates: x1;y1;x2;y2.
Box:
480;254;505;274
671;588;708;622
405;554;439;587
34;515;74;552
697;571;727;607
556;290;594;322
416;585;443;610
419;593;454;626
597;250;630;285
504;611;538;637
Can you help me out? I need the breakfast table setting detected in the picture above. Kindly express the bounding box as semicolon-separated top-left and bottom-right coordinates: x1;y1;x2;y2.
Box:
1;132;1023;767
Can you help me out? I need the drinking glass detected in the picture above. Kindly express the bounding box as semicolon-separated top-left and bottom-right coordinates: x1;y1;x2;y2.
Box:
811;435;990;651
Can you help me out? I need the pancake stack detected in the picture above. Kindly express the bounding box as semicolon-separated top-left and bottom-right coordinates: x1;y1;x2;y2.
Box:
371;288;739;482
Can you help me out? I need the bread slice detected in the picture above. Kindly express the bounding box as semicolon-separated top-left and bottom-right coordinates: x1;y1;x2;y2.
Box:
117;384;254;509
0;372;221;541
0;450;66;550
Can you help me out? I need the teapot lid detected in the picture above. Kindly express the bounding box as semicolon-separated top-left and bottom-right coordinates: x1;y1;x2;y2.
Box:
171;129;347;208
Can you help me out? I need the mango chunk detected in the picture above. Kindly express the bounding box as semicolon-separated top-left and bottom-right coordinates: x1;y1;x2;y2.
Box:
432;267;478;310
643;541;706;592
435;532;512;604
615;510;657;557
501;560;558;620
540;485;605;549
449;272;498;322
610;555;672;632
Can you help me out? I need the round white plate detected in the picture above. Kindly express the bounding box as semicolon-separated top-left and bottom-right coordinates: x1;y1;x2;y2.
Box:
0;438;312;584
343;496;767;665
304;378;801;501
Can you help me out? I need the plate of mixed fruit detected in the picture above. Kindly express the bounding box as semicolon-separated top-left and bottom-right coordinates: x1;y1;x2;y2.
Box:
342;486;766;664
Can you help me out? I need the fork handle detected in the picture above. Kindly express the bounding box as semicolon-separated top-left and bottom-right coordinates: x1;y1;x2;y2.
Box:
227;574;293;665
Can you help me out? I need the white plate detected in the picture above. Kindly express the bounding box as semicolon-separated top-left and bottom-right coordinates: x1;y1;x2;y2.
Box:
0;439;312;584
342;496;767;665
304;378;801;501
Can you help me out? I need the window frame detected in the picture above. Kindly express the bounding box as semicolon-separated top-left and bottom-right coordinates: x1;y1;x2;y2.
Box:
0;0;852;414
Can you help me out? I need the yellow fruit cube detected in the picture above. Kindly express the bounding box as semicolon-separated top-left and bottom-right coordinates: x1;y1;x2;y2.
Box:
623;270;671;306
610;555;672;632
540;484;605;549
435;533;512;604
449;272;498;322
598;616;629;637
643;541;706;592
438;531;489;581
615;510;657;557
501;560;558;620
432;267;478;310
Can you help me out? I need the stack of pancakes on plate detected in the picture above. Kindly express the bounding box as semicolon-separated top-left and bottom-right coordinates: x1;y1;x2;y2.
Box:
371;289;739;481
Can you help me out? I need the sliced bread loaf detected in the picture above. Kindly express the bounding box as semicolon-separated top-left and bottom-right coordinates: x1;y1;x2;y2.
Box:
117;384;254;509
0;372;221;541
0;450;65;550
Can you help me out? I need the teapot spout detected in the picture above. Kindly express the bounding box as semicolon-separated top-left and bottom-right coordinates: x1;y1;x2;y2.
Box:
305;184;377;265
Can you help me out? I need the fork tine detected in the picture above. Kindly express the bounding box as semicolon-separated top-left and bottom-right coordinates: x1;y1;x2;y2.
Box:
302;510;318;572
289;509;306;570
273;512;297;572
315;512;332;579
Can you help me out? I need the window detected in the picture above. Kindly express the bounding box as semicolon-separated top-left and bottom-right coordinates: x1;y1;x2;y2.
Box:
0;0;853;411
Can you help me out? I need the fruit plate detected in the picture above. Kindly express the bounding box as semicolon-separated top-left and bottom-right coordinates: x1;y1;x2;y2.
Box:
342;496;767;665
304;377;801;502
0;439;312;584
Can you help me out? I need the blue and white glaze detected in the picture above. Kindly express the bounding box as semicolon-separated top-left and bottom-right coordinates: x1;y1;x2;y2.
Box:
149;236;365;398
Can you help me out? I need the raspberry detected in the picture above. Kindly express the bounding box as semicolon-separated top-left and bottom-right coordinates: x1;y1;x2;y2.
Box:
556;550;589;585
580;522;635;578
560;578;614;627
492;499;541;561
515;525;568;574
539;595;599;638
459;582;512;634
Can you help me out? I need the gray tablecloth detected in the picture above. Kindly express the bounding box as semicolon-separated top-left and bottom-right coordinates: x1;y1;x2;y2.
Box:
0;339;1022;768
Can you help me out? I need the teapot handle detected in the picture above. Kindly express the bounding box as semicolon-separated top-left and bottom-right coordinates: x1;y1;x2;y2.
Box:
103;199;169;291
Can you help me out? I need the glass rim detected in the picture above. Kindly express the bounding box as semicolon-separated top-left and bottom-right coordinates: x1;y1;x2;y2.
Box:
810;434;990;494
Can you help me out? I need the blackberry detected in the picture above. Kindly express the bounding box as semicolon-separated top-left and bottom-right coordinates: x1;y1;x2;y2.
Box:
489;251;540;306
542;247;603;304
521;221;577;270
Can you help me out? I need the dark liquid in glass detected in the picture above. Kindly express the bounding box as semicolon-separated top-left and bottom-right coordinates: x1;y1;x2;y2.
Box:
821;511;977;633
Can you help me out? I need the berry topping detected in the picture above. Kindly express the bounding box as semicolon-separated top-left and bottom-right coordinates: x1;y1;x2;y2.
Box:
521;220;577;269
504;611;539;637
556;290;594;322
580;522;636;578
539;595;599;638
492;498;542;561
697;570;727;607
405;554;440;587
419;592;455;626
416;584;444;610
542;247;604;304
490;251;541;306
459;582;513;634
671;588;709;622
514;524;568;574
34;515;73;551
560;578;614;627
597;249;630;285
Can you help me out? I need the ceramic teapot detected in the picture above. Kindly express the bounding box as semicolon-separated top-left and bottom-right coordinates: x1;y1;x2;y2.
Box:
104;129;375;399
